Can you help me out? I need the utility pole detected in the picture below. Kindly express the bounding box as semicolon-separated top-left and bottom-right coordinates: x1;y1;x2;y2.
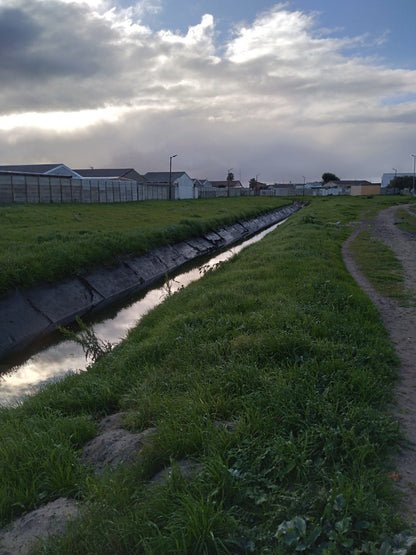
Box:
169;154;177;200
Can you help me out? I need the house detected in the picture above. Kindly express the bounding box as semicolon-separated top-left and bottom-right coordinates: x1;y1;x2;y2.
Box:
349;182;381;196
268;183;296;195
325;180;380;196
0;163;82;178
74;168;148;183
144;171;196;199
210;180;243;188
192;178;212;188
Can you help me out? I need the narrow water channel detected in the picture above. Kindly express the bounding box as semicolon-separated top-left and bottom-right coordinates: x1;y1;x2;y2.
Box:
0;222;284;406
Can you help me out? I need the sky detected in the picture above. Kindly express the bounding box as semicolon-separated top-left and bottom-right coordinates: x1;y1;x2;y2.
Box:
1;0;416;184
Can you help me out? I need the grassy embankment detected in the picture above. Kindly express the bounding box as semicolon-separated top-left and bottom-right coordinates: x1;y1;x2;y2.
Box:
1;195;416;553
0;197;289;295
349;203;416;306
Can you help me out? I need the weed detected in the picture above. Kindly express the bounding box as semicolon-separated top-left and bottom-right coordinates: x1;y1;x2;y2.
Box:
59;317;113;363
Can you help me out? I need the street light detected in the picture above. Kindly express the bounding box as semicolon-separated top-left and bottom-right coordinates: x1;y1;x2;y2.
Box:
169;154;177;200
227;168;233;197
411;155;416;196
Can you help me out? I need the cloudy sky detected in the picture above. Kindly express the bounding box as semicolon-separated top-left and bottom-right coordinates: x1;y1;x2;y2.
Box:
1;0;415;184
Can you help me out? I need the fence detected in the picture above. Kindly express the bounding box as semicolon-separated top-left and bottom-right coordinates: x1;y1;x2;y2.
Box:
198;187;254;199
0;173;171;204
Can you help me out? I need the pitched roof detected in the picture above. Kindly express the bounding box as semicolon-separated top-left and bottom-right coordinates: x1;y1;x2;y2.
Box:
144;172;186;183
0;163;72;174
210;180;243;188
326;180;372;186
75;168;135;178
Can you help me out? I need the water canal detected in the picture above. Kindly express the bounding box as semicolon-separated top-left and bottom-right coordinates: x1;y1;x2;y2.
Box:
0;221;285;406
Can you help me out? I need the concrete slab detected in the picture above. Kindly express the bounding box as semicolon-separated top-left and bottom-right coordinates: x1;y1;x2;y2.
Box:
83;264;141;301
154;245;186;271
173;241;199;261
125;254;168;283
0;289;51;357
203;230;224;247
185;237;215;254
26;279;103;325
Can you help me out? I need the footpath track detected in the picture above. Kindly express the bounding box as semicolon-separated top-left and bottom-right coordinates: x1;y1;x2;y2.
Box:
343;204;416;524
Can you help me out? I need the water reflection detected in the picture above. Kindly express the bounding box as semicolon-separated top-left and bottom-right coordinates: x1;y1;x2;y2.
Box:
0;222;283;406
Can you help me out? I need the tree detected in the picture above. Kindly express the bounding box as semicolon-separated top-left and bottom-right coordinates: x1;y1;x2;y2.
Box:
388;175;414;191
322;172;340;183
227;171;234;182
249;177;257;189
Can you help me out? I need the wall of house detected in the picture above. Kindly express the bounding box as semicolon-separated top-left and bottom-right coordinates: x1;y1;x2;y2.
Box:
0;174;170;203
174;174;196;200
350;185;381;196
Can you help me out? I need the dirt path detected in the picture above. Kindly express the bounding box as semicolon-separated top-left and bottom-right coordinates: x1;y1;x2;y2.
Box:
342;203;416;524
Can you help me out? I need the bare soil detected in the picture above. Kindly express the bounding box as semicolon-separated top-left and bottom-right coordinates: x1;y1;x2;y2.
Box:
342;203;416;525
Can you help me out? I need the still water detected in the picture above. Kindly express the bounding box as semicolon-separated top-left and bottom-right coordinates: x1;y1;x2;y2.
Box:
0;222;284;405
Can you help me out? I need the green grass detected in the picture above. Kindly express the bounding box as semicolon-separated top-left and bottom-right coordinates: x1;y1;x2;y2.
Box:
395;206;416;234
1;195;415;553
350;228;411;304
0;197;289;295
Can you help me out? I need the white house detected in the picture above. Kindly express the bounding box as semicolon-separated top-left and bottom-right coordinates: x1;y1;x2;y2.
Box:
144;171;197;199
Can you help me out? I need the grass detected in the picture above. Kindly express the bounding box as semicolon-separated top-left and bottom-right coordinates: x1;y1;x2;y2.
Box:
350;227;411;304
1;194;416;553
0;197;289;295
395;206;416;234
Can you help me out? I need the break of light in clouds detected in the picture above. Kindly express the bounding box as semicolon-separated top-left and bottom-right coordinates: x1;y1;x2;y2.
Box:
0;0;415;183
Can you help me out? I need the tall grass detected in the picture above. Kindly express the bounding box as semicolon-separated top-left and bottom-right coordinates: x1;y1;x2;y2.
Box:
0;195;415;553
0;197;288;294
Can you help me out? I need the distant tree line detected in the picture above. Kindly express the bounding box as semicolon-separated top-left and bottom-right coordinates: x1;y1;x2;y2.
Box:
322;172;340;183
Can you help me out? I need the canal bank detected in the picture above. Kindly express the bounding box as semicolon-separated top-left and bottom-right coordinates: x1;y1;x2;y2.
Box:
0;202;302;362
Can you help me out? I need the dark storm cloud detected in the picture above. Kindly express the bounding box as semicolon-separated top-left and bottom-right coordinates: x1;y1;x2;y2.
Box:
0;0;143;112
0;7;40;53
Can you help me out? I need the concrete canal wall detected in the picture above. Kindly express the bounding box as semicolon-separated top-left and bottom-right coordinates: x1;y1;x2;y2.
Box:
0;203;301;361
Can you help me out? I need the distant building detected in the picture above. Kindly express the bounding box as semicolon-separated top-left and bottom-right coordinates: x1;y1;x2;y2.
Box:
144;171;196;199
74;168;148;183
381;172;414;188
268;183;296;196
192;178;212;188
210;180;244;188
0;163;82;177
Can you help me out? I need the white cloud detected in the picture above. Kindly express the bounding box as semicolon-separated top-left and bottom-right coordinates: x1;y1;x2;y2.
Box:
1;1;416;181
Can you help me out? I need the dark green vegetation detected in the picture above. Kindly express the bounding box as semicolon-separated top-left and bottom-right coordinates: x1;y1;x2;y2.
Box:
387;176;415;192
350;228;410;305
0;197;288;295
1;195;416;553
322;172;340;183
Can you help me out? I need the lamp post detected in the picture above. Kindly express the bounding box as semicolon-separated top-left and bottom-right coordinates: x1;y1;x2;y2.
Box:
411;155;416;196
227;168;233;197
169;154;177;200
